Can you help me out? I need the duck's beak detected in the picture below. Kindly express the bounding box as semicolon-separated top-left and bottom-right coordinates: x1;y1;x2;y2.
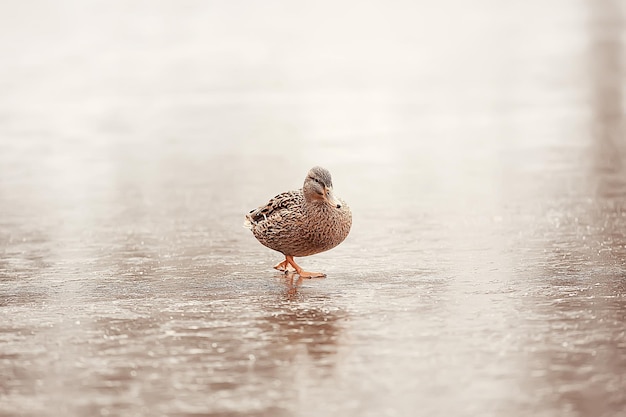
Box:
325;187;342;209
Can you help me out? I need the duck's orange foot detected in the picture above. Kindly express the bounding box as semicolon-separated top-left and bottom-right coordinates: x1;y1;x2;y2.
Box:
273;259;294;273
285;255;326;279
298;270;326;279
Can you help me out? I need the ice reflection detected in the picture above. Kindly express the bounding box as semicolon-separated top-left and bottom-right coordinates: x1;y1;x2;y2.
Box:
281;273;305;299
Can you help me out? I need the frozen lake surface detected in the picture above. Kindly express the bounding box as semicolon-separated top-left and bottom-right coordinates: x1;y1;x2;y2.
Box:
1;1;625;416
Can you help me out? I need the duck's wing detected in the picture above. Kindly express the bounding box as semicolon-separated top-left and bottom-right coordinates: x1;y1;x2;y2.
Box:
244;190;303;228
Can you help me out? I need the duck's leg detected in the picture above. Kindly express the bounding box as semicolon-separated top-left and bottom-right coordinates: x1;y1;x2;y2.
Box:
273;258;293;272
285;255;326;278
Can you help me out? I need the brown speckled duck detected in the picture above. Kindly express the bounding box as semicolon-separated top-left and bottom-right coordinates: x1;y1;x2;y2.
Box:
244;166;352;278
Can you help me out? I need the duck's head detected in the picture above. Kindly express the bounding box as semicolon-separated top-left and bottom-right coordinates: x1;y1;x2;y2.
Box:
303;166;342;208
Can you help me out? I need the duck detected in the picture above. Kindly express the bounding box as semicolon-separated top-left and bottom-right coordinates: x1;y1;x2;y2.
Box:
244;166;352;278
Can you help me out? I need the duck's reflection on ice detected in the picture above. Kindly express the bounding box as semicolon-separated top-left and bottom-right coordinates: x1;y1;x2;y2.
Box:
279;271;331;299
266;273;345;368
282;272;304;299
